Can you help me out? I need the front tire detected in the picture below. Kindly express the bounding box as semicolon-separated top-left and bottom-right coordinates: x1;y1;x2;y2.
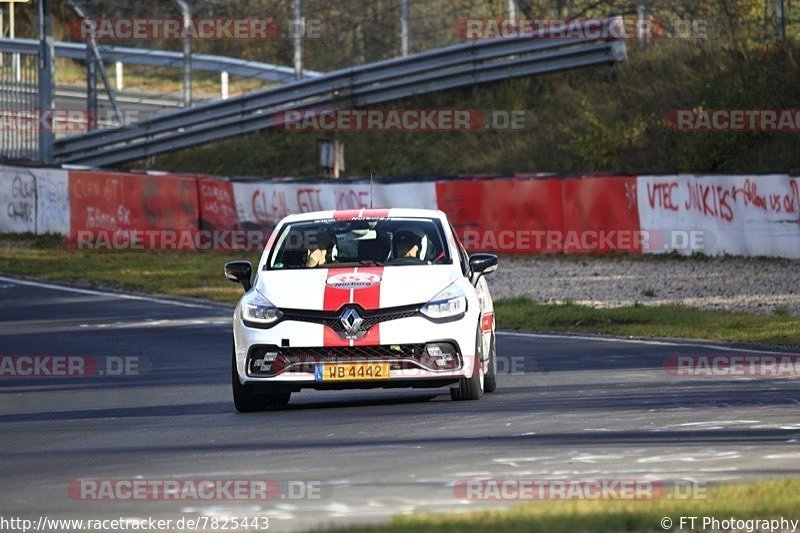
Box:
451;325;484;401
232;348;291;412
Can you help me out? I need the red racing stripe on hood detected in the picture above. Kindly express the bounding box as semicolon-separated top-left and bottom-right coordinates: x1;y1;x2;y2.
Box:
322;267;356;312
352;266;383;346
323;267;355;347
350;266;383;311
333;208;390;220
322;266;384;347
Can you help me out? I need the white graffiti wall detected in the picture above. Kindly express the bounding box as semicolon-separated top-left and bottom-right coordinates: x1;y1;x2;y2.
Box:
637;174;800;258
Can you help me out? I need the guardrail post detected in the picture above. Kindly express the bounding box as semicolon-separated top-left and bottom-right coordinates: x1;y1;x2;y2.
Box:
115;60;123;90
37;0;54;163
175;0;192;106
636;0;648;49
221;71;229;99
507;0;517;20
400;0;409;56
87;43;97;130
775;0;786;40
293;0;303;79
7;0;24;82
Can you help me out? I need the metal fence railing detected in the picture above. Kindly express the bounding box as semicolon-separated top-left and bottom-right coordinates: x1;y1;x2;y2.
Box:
0;38;322;83
0;51;39;161
0;37;324;163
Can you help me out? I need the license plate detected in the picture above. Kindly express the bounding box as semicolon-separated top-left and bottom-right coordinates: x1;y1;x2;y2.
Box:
315;362;390;382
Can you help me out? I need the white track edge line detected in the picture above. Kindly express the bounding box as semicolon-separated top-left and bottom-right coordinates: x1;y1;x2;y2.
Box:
0;276;217;310
497;331;797;355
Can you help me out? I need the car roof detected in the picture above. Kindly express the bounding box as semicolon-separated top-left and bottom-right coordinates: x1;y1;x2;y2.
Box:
280;208;448;224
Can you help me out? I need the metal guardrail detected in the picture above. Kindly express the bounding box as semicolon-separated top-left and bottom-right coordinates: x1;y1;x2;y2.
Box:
51;19;626;167
0;38;322;83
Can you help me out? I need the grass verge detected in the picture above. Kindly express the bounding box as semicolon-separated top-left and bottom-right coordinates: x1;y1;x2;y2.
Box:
53;59;273;100
0;234;260;304
495;298;800;347
2;235;799;347
334;478;800;532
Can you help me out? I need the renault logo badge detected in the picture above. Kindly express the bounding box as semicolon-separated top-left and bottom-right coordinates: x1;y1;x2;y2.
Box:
340;308;363;337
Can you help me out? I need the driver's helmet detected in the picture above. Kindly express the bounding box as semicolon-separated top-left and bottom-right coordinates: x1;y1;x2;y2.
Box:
393;226;428;260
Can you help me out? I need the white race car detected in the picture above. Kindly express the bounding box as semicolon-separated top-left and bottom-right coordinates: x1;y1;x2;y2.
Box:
225;208;498;412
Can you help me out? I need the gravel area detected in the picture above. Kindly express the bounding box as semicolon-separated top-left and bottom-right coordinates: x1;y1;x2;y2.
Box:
489;255;800;316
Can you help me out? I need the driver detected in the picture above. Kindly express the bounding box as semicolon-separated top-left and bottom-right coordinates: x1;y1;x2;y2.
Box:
306;231;335;267
393;230;423;260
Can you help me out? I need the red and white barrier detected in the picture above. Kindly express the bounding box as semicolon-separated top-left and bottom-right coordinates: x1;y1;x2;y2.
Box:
0;167;38;234
0;166;69;235
437;177;563;253
561;176;641;253
36;169;71;235
233;181;436;230
198;178;238;231
438;175;643;254
0;164;797;258
68;170;199;248
637;174;800;258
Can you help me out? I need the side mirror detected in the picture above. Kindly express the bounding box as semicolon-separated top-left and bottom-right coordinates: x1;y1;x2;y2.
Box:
225;261;253;292
469;253;498;275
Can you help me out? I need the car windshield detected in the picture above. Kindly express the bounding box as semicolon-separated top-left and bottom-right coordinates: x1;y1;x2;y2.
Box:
265;217;452;270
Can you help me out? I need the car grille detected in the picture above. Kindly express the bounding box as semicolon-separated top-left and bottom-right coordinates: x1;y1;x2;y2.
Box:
325;310;418;335
248;343;461;376
280;305;420;337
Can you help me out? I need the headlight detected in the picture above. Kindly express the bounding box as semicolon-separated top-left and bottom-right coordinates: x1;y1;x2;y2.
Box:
420;282;467;320
242;290;283;325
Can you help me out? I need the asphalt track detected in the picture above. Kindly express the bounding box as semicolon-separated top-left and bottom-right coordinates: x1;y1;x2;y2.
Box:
1;275;799;531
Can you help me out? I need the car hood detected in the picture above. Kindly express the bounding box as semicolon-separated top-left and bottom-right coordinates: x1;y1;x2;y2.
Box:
254;265;460;311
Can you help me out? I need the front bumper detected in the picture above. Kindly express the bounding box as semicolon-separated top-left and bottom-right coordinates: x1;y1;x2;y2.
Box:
233;313;479;389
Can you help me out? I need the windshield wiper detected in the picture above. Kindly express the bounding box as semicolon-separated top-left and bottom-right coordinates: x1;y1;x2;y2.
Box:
359;260;385;266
